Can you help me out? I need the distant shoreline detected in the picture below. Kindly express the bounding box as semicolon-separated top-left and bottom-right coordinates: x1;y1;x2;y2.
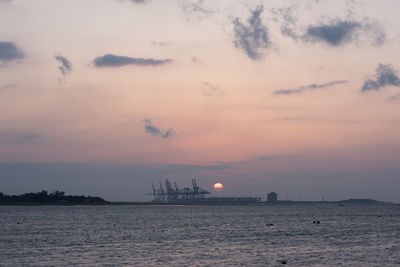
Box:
109;200;396;206
1;200;396;206
1;191;395;206
0;190;108;206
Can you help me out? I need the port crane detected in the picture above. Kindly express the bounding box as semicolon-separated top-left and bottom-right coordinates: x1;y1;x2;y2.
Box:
149;178;211;203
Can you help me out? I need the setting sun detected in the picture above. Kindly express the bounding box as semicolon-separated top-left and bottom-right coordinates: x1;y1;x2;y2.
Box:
213;182;223;192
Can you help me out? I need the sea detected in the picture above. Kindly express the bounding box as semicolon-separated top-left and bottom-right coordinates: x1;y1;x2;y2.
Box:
0;203;399;266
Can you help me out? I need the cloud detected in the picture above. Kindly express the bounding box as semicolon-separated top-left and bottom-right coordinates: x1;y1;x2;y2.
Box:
265;116;311;122
128;0;149;4
270;6;299;40
264;116;359;125
202;81;223;96
232;5;271;60
274;80;348;95
256;156;275;161
361;64;400;92
179;0;215;23
0;132;42;145
117;0;150;5
143;119;175;139
150;41;170;47
54;55;72;76
0;83;17;92
303;20;361;46
301;19;385;46
93;54;172;68
389;94;400;101
0;42;25;63
270;5;385;47
191;57;200;63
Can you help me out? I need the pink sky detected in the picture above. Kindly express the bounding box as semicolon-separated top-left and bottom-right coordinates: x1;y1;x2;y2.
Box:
1;0;400;202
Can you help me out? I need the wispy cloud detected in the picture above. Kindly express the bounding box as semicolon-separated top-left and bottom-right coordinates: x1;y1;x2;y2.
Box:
389;94;400;101
272;6;386;47
191;56;200;63
129;0;149;4
256;156;275;161
274;80;348;95
233;5;271;60
202;81;223;96
93;54;172;68
361;64;400;92
270;6;298;40
143;119;175;139
0;41;24;63
265;116;311;122
0;83;17;92
0;132;42;145
150;41;170;47
54;55;72;76
264;116;359;125
179;0;215;23
117;0;150;5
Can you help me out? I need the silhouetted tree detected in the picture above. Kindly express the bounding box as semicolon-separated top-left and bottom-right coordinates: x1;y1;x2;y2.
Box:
0;191;107;204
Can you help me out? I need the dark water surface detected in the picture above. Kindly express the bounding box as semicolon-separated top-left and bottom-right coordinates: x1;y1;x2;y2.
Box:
1;204;400;266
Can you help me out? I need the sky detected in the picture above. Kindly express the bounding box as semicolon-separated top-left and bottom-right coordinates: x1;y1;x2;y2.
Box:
1;0;400;202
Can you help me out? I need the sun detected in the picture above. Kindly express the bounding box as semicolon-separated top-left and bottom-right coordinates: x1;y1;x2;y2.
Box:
213;182;223;192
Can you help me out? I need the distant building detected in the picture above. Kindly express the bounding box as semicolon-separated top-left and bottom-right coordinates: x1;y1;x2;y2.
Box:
267;191;277;202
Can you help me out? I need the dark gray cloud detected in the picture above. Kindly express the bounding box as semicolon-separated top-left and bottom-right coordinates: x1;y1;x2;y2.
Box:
273;7;386;47
233;5;271;60
274;80;348;95
202;81;223;96
303;20;361;46
301;19;385;47
54;55;72;76
143;119;175;139
93;54;172;68
0;42;24;63
361;64;400;92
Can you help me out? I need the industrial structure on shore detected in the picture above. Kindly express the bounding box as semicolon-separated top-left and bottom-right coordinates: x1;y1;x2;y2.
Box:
149;179;210;202
147;181;385;204
149;179;261;204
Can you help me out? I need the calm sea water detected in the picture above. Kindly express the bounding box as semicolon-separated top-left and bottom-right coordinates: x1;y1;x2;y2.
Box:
1;204;399;266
